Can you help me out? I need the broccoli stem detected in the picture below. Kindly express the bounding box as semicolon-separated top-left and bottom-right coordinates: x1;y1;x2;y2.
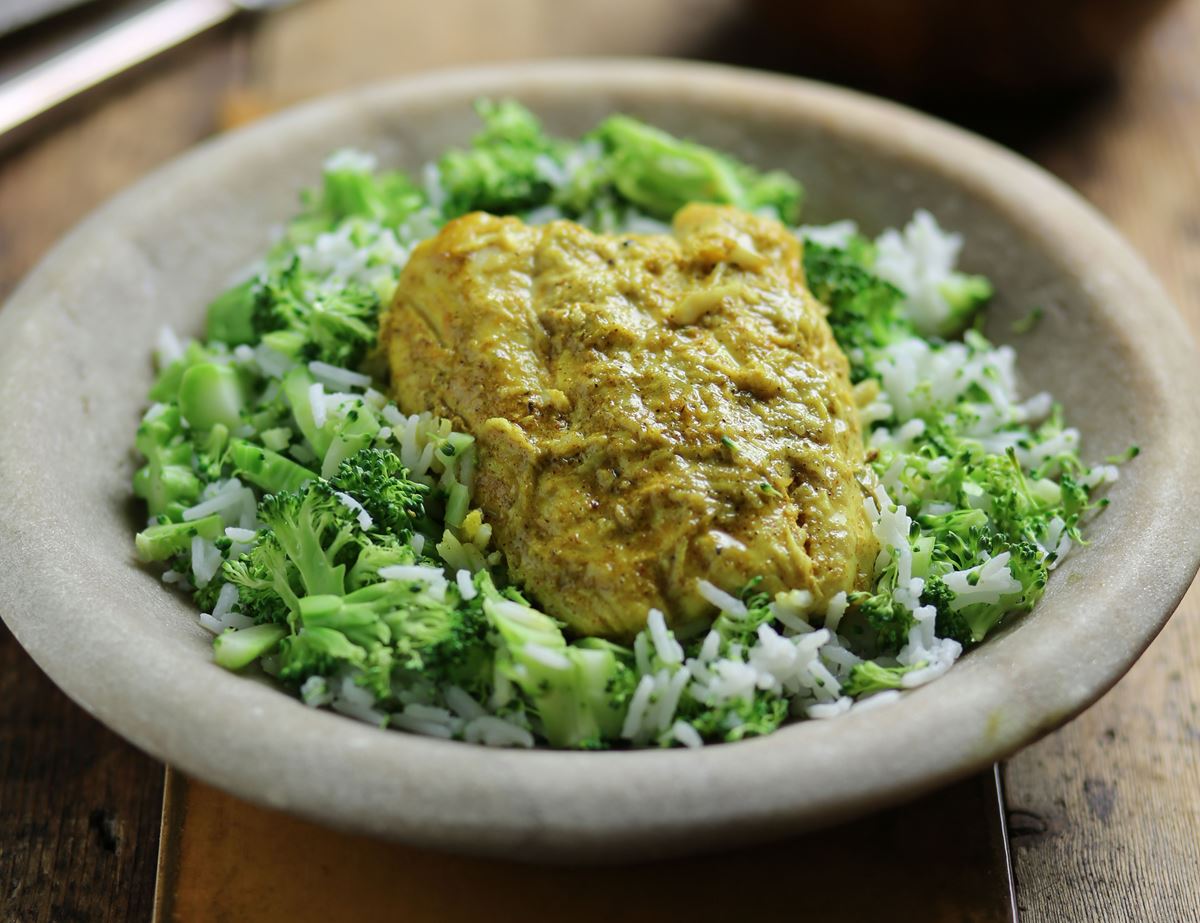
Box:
213;623;288;670
134;513;225;562
205;279;257;346
282;366;331;459
178;363;246;431
229;438;316;493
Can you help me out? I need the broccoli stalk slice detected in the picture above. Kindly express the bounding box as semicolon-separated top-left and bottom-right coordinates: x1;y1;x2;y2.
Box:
205;279;257;346
213;623;287;670
229;438;316;494
133;404;201;520
135;513;225;562
178;362;247;431
282;366;330;459
319;401;381;478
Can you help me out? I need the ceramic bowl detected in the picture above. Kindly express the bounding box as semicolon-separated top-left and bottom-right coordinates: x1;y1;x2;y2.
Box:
1;60;1197;862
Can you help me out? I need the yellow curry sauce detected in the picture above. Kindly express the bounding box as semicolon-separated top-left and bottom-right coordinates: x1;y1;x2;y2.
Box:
382;204;878;640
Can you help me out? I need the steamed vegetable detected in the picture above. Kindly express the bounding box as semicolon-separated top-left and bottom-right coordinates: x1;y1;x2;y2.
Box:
130;101;1121;749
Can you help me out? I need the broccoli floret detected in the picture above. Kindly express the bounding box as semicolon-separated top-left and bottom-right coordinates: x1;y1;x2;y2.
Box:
846;591;915;654
281;573;490;700
484;589;633;748
251;260;380;369
313;156;425;229
329;448;428;539
682;693;788;744
842;660;922;697
256;479;366;599
711;579;774;648
438;99;567;217
803;241;912;381
224;537;301;624
277;626;368;684
593;115;802;222
132;404;202;521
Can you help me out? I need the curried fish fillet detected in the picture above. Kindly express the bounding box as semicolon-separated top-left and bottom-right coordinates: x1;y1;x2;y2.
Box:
383;204;878;640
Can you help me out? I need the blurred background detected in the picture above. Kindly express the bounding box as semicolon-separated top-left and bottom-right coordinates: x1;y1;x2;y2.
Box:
1;1;1197;921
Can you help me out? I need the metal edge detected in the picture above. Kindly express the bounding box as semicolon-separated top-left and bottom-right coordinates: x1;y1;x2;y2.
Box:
992;764;1020;923
151;767;187;923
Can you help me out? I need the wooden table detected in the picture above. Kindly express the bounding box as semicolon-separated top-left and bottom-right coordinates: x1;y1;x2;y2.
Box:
2;1;1198;919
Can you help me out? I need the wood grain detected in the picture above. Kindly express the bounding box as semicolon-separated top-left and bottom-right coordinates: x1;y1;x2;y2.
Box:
0;622;163;923
0;23;242;923
158;771;1014;923
1;0;1198;918
1002;2;1200;919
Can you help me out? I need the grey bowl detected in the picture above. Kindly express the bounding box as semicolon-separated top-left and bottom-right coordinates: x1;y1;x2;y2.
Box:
1;60;1197;862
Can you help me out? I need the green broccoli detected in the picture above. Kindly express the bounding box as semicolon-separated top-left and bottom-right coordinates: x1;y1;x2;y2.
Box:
681;692;788;744
134;513;225;562
277;626;368;684
329;448;428;539
845;590;915;655
803;240;912;381
484;590;634;748
205;279;257;346
711;579;774;648
842;660;922;697
213;623;288;670
938;272;994;336
438;99;568;217
255;479;367;599
228;438;316;494
251;260;380;369
593;115;803;222
132;404;202;521
313;157;425;229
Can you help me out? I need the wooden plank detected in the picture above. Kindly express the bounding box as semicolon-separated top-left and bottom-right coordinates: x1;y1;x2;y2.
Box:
2;0;1197;916
0;21;245;299
0;622;164;923
1002;1;1200;918
0;23;243;923
156;769;1015;923
240;0;740;110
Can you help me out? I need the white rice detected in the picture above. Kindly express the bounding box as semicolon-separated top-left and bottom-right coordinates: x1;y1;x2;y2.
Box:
695;579;747;617
444;685;487;720
308;360;373;391
671;720;704;749
334;490;373;531
455;569;477;601
463;715;534;748
647;609;684;665
307;382;327;428
523;643;572;672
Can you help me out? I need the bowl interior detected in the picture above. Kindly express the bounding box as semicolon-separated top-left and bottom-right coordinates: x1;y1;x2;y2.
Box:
0;60;1196;861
